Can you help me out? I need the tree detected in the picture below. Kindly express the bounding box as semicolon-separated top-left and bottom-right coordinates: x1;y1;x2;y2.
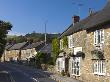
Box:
52;38;60;64
0;20;12;58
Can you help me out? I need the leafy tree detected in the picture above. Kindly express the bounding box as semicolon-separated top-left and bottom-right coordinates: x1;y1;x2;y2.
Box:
0;20;12;58
52;38;60;64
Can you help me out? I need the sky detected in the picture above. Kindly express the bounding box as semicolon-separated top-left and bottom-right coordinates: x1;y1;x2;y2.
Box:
0;0;107;35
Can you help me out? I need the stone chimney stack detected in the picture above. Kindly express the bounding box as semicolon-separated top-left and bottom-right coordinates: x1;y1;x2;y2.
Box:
72;15;80;24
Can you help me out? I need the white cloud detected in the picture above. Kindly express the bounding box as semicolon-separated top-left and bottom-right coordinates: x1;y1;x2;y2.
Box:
8;31;25;36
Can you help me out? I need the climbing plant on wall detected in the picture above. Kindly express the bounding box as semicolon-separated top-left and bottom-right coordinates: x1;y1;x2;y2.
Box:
63;36;68;48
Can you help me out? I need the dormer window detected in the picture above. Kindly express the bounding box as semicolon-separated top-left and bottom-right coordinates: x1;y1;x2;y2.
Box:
94;29;104;45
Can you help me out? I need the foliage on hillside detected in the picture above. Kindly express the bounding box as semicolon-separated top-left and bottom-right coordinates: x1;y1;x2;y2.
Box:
7;31;60;43
0;20;12;57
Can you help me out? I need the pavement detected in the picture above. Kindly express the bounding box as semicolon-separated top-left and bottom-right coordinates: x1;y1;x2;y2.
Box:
0;62;56;82
50;74;82;82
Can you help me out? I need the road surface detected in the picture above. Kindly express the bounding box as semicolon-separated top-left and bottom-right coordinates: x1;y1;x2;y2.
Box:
0;62;56;82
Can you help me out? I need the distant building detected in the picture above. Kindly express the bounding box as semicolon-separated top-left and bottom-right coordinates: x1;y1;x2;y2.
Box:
21;41;45;61
1;41;45;62
1;42;28;62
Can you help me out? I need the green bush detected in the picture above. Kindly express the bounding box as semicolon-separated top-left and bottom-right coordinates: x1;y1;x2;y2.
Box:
61;70;65;76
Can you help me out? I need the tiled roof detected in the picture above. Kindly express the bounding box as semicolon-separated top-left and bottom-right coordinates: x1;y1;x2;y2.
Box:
59;2;110;38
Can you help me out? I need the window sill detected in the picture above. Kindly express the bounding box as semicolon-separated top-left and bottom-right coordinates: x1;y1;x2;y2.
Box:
68;46;74;49
93;73;106;76
71;74;80;77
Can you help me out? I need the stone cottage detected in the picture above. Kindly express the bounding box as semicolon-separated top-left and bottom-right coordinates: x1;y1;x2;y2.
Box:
56;1;110;82
1;41;45;62
2;42;28;62
21;41;45;61
1;43;14;62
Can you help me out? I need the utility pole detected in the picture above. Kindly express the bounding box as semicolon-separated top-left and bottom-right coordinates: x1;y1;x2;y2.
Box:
72;1;84;16
44;21;48;45
78;3;83;16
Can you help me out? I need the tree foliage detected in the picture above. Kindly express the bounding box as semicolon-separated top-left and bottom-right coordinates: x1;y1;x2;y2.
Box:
7;32;60;43
52;38;60;64
0;20;12;57
35;52;47;64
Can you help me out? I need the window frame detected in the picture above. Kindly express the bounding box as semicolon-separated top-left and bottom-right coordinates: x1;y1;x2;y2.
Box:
94;29;104;45
57;58;65;72
68;35;74;48
93;60;106;76
60;39;64;50
71;57;81;76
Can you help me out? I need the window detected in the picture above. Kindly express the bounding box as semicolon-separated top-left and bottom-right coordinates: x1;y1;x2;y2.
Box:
71;57;80;76
57;58;65;72
60;39;63;50
94;29;104;45
93;60;106;75
68;35;74;48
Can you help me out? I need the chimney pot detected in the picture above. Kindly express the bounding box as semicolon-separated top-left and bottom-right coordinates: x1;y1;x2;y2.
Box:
89;8;94;16
72;15;80;24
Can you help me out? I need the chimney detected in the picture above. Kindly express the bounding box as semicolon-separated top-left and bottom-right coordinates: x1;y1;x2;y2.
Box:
72;15;80;24
89;8;94;16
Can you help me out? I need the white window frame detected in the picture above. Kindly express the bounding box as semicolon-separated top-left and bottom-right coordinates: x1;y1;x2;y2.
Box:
60;39;64;50
57;58;65;72
71;57;80;76
68;35;74;48
93;60;106;76
94;29;104;45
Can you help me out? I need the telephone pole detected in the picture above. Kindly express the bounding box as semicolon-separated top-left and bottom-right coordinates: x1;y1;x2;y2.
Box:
44;21;48;45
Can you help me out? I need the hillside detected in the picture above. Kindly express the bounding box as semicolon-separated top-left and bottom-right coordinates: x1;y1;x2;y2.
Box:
7;32;60;43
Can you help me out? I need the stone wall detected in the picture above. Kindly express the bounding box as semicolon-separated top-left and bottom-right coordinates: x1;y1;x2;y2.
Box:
82;25;110;82
70;30;87;80
63;26;110;82
2;50;19;62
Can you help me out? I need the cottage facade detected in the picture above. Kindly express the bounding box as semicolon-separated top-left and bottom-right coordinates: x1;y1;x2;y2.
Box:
56;1;110;82
1;41;45;62
21;41;45;61
2;42;28;62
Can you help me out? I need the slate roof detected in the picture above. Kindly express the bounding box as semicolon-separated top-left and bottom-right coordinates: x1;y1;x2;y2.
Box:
9;42;28;50
23;41;44;50
5;44;14;50
85;2;110;29
59;1;110;38
39;44;52;53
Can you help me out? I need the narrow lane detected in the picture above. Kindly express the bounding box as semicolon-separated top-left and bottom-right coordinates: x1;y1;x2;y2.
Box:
0;62;56;82
0;63;34;82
